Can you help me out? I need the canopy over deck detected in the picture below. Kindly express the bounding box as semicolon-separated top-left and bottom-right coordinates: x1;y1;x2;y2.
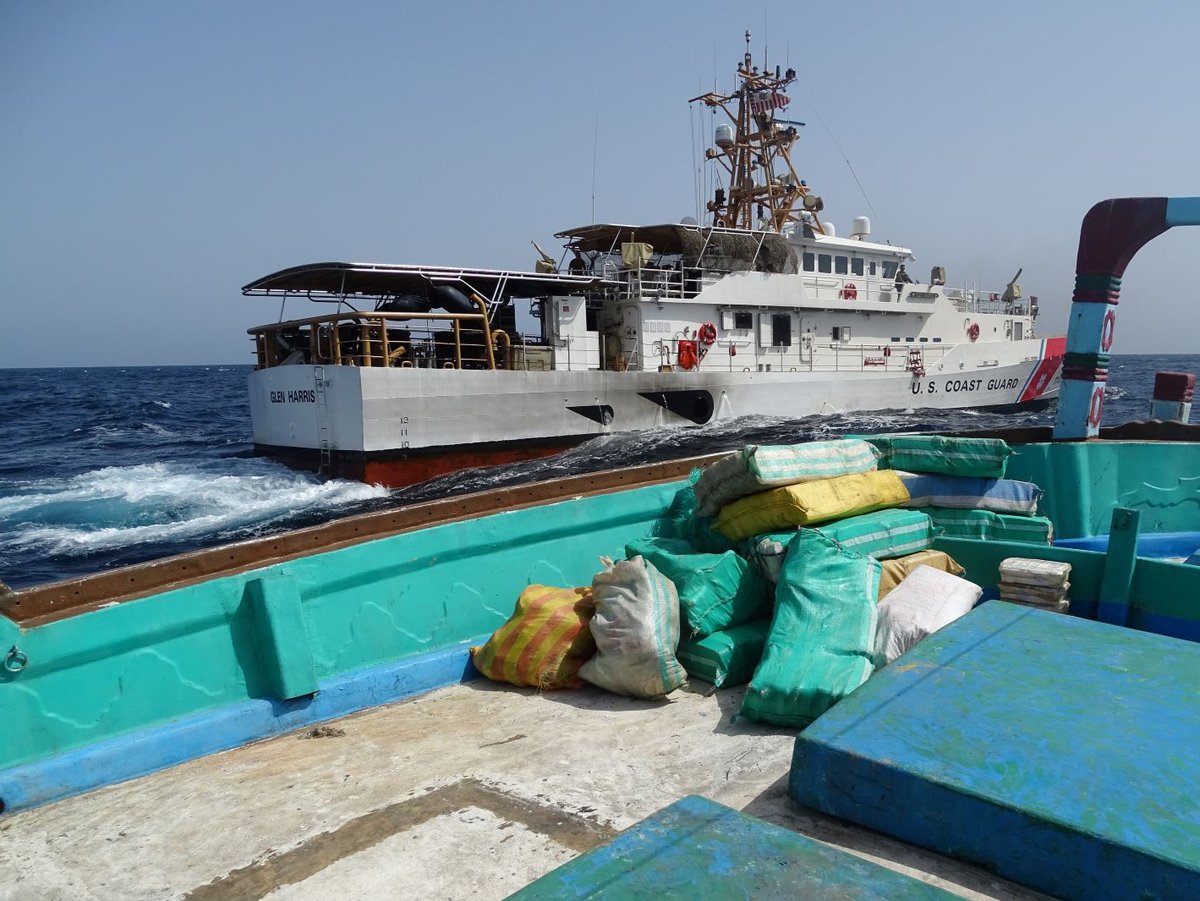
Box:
556;222;800;274
242;262;611;301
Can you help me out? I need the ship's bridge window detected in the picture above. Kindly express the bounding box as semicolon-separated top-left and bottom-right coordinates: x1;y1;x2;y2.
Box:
802;252;815;271
734;310;753;330
818;254;832;273
772;314;792;346
835;256;848;275
851;258;864;276
882;261;899;279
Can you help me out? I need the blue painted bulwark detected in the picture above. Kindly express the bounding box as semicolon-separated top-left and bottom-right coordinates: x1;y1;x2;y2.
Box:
0;637;484;813
511;795;958;899
790;602;1200;901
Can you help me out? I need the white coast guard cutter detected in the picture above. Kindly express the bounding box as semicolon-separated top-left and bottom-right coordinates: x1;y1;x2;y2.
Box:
245;36;1062;486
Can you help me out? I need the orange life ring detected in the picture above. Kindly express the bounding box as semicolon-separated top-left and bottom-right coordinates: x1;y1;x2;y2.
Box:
698;321;718;345
1087;385;1105;427
967;322;980;342
841;282;858;300
1100;308;1116;352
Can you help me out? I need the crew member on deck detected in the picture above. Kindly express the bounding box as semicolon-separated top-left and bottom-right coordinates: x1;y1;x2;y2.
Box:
894;263;913;300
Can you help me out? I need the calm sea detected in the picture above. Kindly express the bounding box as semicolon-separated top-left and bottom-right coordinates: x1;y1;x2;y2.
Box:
1;355;1195;589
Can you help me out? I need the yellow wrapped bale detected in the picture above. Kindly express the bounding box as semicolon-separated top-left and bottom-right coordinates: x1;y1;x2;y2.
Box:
713;470;910;542
878;550;967;600
471;585;596;689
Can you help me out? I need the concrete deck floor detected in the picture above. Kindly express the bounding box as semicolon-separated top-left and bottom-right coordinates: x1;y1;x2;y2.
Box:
0;680;1049;900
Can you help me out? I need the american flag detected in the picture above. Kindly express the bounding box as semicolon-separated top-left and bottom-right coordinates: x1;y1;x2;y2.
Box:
748;91;790;116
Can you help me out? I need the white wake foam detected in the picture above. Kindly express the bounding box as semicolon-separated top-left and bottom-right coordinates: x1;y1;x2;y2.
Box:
0;461;388;556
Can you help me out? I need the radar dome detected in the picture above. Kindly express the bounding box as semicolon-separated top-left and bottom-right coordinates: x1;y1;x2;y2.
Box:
714;124;735;149
851;216;871;239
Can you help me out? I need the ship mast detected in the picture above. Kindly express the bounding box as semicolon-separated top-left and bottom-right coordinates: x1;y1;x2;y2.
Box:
690;31;825;234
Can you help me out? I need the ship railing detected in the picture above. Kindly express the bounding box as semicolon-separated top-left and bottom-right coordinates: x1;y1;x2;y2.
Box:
249;309;506;371
613;266;726;301
943;288;1035;317
795;342;954;373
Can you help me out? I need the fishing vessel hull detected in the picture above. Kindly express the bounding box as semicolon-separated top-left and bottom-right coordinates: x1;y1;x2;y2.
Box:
249;336;1063;485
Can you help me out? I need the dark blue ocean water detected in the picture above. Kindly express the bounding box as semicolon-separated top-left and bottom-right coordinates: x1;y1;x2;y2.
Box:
1;355;1195;589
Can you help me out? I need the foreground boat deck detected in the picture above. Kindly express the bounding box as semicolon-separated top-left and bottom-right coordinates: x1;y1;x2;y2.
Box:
2;680;1047;900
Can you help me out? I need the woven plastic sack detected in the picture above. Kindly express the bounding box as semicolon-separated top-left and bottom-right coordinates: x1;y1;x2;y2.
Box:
578;556;687;698
868;435;1012;478
739;531;880;727
694;440;880;517
874;565;982;666
928;508;1053;543
471;585;596;689
811;508;935;559
625;537;767;638
878;549;966;600
713;470;909;542
897;472;1042;515
676;618;770;688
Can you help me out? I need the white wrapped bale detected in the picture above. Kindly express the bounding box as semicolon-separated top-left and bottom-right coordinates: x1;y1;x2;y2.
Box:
874;566;983;666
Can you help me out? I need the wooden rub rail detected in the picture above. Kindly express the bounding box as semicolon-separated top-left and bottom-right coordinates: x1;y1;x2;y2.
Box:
0;455;727;628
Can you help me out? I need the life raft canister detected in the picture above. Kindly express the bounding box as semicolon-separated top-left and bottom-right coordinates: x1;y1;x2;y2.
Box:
698;321;718;345
840;282;858;300
968;322;980;342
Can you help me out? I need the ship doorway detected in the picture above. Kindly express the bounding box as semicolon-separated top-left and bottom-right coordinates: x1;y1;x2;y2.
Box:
799;317;814;364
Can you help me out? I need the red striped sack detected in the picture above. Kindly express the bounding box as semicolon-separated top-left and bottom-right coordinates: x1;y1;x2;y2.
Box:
471;585;597;689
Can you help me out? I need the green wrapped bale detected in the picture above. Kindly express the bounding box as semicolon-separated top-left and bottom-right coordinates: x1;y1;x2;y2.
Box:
811;509;935;559
676;618;771;688
653;476;737;555
740;531;880;727
626;537;768;638
868;435;1012;478
928;508;1054;544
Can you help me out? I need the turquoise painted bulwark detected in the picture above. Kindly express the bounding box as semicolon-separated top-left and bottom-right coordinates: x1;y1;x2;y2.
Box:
0;481;683;796
1007;441;1200;537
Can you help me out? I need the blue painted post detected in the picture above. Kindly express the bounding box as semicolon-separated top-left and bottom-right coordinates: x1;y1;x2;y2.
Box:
1096;507;1140;627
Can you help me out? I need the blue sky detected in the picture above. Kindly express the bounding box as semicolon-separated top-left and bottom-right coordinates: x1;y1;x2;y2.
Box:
2;1;1198;366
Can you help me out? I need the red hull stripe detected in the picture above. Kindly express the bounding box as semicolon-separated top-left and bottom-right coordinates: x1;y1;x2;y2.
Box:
1018;336;1067;403
363;443;570;489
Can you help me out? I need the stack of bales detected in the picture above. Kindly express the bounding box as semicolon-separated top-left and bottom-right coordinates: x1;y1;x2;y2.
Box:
685;434;1049;727
998;557;1072;612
